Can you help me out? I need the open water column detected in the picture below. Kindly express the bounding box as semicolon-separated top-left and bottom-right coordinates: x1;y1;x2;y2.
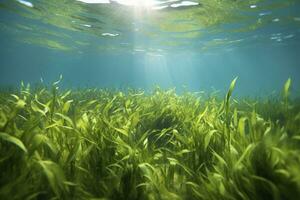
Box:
0;0;300;199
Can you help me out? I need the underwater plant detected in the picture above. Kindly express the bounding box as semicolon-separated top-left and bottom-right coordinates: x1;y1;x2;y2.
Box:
0;78;300;200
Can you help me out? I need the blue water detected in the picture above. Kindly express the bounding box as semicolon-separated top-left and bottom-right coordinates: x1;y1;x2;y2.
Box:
0;0;300;96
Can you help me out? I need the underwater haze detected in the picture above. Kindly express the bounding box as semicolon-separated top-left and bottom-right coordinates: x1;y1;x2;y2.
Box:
0;0;300;95
1;1;300;200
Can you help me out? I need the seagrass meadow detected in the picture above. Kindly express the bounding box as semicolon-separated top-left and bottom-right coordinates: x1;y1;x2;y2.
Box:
1;77;300;200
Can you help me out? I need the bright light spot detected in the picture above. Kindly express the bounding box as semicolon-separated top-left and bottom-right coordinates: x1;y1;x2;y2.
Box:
82;24;92;27
259;11;272;16
17;0;33;7
250;5;257;8
77;0;110;3
113;0;160;8
102;33;119;37
170;1;199;8
270;35;281;40
272;18;280;22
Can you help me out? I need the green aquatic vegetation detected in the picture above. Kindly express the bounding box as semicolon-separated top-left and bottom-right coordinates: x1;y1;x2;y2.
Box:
0;78;300;200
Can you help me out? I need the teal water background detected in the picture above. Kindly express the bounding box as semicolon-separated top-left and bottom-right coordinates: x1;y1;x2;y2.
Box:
0;0;300;96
